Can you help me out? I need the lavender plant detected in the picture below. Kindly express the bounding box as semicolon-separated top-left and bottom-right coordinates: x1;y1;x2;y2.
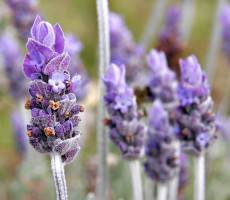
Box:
144;101;179;200
156;6;184;75
65;34;88;101
23;15;84;199
6;0;39;41
11;111;28;158
109;12;144;82
176;55;217;200
103;64;145;200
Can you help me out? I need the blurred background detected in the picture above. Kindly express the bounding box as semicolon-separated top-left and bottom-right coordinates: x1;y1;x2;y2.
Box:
0;0;229;199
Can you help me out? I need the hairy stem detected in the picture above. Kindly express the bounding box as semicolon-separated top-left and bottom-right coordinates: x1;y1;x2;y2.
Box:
51;153;68;200
205;0;226;85
140;0;168;50
96;0;110;199
194;154;205;200
129;160;143;200
156;183;167;200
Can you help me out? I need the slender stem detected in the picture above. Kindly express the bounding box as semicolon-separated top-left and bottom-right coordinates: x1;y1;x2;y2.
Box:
96;0;110;199
129;160;143;200
194;154;205;200
168;141;180;200
218;75;230;115
144;177;155;200
180;0;195;42
140;0;168;50
205;0;226;85
51;153;68;200
156;183;168;200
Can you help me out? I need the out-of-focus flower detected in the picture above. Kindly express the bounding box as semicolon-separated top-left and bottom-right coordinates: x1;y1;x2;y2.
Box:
146;49;178;110
11;111;28;157
156;6;184;75
0;33;27;99
220;5;230;61
65;34;88;100
6;0;38;40
23;16;84;164
144;101;179;183
176;55;217;156
103;64;145;160
109;12;145;82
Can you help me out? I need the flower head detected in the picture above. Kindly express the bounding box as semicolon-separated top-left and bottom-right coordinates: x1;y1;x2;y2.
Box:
176;55;217;156
6;0;38;40
144;101;179;183
147;49;178;110
23;17;84;164
220;5;230;60
110;12;144;82
0;33;27;99
103;64;145;160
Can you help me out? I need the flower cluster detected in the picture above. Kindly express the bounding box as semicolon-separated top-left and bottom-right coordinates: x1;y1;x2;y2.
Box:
6;0;39;40
146;49;178;110
103;64;145;160
11;111;28;157
156;6;184;74
220;5;230;60
23;16;84;164
176;55;217;156
144;101;179;183
0;33;27;99
109;12;144;82
65;34;88;101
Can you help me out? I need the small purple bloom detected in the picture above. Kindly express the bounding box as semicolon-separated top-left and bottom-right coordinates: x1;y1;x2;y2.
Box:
103;64;145;160
144;101;179;183
48;72;66;93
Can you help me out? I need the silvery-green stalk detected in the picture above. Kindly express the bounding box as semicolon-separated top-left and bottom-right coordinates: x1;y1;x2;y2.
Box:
157;183;168;200
205;0;226;84
96;0;110;199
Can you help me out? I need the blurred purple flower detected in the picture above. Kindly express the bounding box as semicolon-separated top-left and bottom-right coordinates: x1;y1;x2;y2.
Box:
65;34;88;100
109;12;145;82
23;16;84;164
6;0;39;40
103;64;145;160
0;33;27;99
146;49;178;110
144;101;179;183
176;55;217;156
11;111;28;157
220;5;230;61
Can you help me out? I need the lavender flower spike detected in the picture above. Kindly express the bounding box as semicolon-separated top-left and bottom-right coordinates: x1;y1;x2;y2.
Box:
176;55;217;156
65;34;88;101
6;0;39;41
147;49;178;110
23;16;84;199
144;101;179;183
103;64;145;160
0;33;27;99
11;111;28;158
220;5;230;61
109;12;144;82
